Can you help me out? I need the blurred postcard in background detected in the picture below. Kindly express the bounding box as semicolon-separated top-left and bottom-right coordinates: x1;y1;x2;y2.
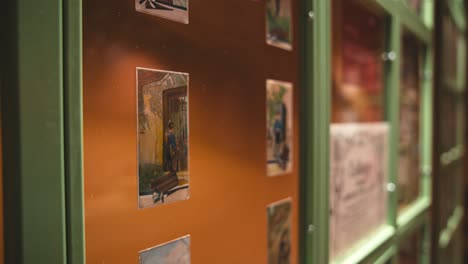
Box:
329;123;388;258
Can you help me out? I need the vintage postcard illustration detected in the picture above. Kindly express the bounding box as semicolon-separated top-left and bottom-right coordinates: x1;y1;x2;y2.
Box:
136;0;189;24
266;80;293;176
137;68;189;208
140;235;191;264
268;198;292;264
329;123;388;258
266;0;293;50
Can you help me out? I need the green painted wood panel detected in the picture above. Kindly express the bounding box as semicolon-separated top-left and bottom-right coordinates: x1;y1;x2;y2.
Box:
63;0;86;263
301;0;332;263
2;0;68;263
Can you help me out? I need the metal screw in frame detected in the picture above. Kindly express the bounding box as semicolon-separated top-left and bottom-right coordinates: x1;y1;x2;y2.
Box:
308;11;315;21
422;165;432;176
307;224;315;234
381;51;397;61
387;182;396;192
424;70;433;81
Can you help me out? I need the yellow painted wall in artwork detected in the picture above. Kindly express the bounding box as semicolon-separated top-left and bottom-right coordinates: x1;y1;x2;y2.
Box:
139;93;164;165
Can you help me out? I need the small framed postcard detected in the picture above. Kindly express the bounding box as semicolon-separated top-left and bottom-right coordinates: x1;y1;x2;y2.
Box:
267;198;292;264
136;0;189;24
137;68;189;209
266;0;293;50
140;235;191;264
266;80;293;177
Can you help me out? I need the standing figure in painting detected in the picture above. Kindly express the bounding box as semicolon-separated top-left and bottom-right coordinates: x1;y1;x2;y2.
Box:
273;103;288;170
278;229;291;264
273;112;284;163
165;121;178;173
275;0;281;16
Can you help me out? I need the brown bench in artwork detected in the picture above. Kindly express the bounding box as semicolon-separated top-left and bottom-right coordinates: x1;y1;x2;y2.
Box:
150;171;179;203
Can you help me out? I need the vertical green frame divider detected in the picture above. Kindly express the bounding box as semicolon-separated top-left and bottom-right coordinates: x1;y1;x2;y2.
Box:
386;13;401;230
300;0;331;263
63;0;86;263
2;0;68;263
421;44;434;210
419;45;434;264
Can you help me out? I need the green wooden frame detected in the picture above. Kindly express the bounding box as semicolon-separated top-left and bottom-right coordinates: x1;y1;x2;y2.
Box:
301;0;435;263
300;0;332;263
64;0;85;263
2;0;85;263
2;0;67;263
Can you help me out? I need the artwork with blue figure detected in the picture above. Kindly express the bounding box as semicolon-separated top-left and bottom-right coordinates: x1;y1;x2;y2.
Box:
266;80;293;176
137;68;189;208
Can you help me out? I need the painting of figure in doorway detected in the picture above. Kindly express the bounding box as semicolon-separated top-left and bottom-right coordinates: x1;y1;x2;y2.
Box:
136;0;189;24
137;68;189;209
267;198;292;264
140;235;191;264
266;80;293;176
266;0;293;50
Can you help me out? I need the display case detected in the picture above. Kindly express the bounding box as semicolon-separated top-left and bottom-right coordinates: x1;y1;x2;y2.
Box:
322;0;435;263
5;0;460;263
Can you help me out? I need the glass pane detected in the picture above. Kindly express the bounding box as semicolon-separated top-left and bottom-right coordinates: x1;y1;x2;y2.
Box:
332;0;385;123
398;228;423;264
398;32;422;209
330;1;388;259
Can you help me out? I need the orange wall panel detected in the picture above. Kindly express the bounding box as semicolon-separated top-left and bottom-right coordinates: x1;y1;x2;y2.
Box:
83;1;299;263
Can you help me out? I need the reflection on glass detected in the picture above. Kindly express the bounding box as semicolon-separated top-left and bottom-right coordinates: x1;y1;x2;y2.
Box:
439;93;457;151
332;0;384;123
398;228;422;264
406;0;422;15
398;33;421;209
442;14;459;83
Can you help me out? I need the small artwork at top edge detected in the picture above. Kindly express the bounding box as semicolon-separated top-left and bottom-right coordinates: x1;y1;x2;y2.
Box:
266;0;293;50
136;0;189;24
